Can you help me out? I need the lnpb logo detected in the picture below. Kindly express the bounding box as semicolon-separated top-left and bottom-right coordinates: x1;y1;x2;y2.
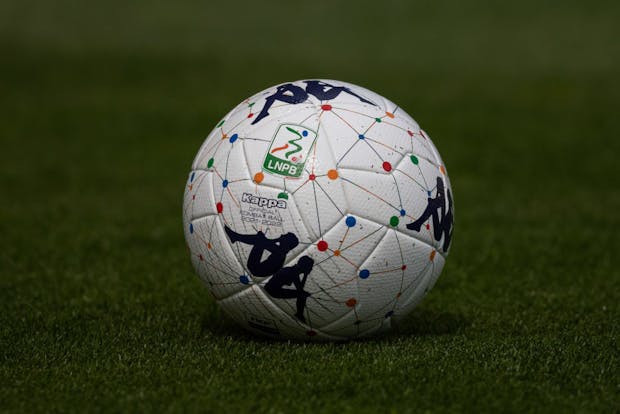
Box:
263;124;317;178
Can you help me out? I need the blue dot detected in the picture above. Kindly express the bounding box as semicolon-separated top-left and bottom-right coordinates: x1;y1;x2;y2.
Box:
189;223;194;234
359;269;370;279
385;310;394;318
358;134;365;140
190;172;195;182
345;216;356;227
229;133;238;143
239;275;250;284
427;190;432;197
302;130;308;137
400;209;406;216
222;179;228;188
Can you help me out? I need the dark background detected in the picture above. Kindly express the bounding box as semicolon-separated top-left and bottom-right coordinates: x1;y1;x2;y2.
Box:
1;1;618;412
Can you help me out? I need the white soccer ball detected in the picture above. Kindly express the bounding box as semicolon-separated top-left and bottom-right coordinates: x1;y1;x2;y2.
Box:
183;79;454;341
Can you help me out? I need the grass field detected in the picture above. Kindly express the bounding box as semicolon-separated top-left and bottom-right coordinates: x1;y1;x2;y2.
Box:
1;1;619;412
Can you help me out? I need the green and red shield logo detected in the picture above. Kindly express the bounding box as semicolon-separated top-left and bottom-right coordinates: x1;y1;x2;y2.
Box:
263;124;317;178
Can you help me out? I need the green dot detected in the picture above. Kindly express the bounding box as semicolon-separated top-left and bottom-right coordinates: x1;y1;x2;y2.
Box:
207;158;214;168
216;119;225;128
277;192;289;200
248;102;255;107
390;216;399;227
410;155;419;165
375;117;382;123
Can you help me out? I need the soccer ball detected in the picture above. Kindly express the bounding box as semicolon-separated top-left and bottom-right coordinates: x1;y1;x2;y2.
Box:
183;79;454;341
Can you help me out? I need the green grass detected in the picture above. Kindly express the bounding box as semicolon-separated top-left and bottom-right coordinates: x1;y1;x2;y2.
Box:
1;1;619;412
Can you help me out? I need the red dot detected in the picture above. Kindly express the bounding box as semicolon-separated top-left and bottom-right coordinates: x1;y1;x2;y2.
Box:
216;202;223;213
247;113;254;118
382;161;392;172
401;265;407;270
321;104;332;111
317;240;328;251
308;173;316;181
407;130;414;137
198;254;204;261
192;195;196;200
425;223;430;230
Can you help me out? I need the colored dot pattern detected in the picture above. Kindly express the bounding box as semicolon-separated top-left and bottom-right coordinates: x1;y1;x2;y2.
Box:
345;216;356;227
317;240;328;252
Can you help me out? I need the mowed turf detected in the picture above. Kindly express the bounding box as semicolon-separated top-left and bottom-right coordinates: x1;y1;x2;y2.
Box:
1;1;619;412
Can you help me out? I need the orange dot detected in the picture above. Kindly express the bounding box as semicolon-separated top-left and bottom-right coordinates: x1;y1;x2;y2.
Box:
385;111;395;119
221;133;228;140
254;172;264;184
207;242;212;249
345;298;357;307
430;250;436;261
440;165;446;175
333;249;341;256
327;169;338;180
396;292;402;298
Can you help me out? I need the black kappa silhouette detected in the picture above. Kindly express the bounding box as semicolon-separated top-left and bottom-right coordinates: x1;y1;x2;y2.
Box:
406;176;454;252
264;256;314;323
225;226;299;277
224;226;313;322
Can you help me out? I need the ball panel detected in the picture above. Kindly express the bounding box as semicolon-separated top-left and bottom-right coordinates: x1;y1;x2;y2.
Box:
319;309;386;338
218;285;344;341
186;215;248;300
393;252;446;320
291;177;347;242
183;170;217;221
355;229;437;322
423;248;446;296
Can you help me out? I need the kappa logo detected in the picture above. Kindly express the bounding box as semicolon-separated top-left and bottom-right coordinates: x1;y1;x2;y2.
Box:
242;193;287;209
263;124;317;178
